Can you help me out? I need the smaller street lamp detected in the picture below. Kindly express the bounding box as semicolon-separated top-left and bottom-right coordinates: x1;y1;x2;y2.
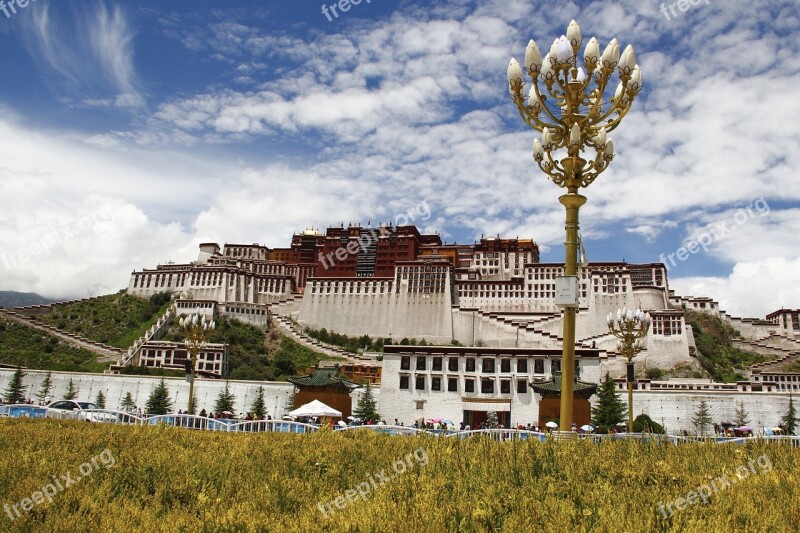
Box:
606;307;650;432
179;313;215;415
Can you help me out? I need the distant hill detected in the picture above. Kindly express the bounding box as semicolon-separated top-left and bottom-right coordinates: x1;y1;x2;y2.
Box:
0;291;53;309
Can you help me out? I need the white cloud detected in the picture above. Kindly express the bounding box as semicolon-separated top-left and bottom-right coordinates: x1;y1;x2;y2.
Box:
25;1;143;108
671;257;800;318
1;0;799;319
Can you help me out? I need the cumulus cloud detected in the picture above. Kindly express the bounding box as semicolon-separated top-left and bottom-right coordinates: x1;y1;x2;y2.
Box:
0;0;798;319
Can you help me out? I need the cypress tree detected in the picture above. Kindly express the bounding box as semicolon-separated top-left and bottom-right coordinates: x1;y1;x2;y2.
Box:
36;371;53;404
733;401;750;428
145;378;173;415
120;392;135;413
95;390;106;409
214;381;236;414
64;378;79;400
353;382;380;421
692;400;713;436
250;386;266;419
591;373;627;433
3;366;27;404
782;392;798;435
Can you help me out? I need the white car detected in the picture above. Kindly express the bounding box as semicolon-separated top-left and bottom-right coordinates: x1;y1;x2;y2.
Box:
46;400;117;423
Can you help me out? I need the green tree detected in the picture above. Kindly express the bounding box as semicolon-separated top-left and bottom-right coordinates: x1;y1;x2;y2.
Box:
36;371;53;403
272;351;295;377
95;390;106;409
145;378;173;415
214;381;236;414
3;366;26;404
733;401;750;428
120;392;135;412
591;373;627;433
250;386;266;419
64;378;79;400
782;392;798;435
353;382;380;421
633;414;664;434
692;400;713;436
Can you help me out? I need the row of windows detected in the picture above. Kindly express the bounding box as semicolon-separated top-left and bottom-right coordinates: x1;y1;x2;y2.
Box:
651;316;683;336
143;350;223;361
400;356;561;374
309;281;393;294
399;375;528;394
133;273;187;289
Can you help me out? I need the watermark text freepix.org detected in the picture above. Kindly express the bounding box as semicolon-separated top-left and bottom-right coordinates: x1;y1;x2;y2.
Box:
318;447;428;518
318;200;431;271
4;448;116;522
658;453;772;518
321;0;372;23
0;0;37;19
660;0;710;22
659;197;769;271
0;207;114;270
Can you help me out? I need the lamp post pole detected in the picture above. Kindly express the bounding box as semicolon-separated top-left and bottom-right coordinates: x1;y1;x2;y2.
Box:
607;308;651;432
508;21;642;434
180;313;215;415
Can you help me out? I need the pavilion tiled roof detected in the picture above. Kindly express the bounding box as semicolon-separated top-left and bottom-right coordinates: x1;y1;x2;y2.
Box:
530;379;597;398
287;368;362;389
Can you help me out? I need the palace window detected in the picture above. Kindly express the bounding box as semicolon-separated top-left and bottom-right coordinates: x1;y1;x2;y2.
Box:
482;359;495;373
399;376;409;390
534;360;544;374
432;357;442;371
448;357;458;372
431;376;441;391
464;379;475;393
481;379;494;394
517;359;528;373
416;357;426;371
415;375;425;390
400;356;410;370
448;377;458;392
517;380;527;394
500;380;511;394
466;358;476;372
500;359;511;373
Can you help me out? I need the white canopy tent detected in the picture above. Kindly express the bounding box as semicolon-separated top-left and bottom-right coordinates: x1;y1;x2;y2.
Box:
288;399;342;419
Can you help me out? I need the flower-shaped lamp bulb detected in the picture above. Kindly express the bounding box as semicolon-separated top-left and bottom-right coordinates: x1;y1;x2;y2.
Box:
584;37;600;63
567;20;582;48
525;39;542;72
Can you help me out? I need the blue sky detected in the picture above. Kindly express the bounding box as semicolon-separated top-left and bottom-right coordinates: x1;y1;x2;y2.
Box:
0;0;799;317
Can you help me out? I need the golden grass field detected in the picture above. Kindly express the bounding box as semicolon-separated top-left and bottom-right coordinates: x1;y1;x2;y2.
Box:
0;419;798;532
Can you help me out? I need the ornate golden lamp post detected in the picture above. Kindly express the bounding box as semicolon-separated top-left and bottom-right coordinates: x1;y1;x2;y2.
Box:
507;20;642;433
179;313;215;415
606;307;650;432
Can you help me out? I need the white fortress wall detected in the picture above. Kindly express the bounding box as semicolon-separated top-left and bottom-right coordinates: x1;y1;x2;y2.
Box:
0;369;294;417
451;308;478;346
611;389;794;434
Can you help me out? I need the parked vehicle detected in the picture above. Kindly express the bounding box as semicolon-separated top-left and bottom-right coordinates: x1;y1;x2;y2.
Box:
45;400;117;423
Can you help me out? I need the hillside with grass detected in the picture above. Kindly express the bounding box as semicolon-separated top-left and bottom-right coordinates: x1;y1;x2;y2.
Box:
162;317;333;381
0;318;107;372
6;289;334;380
684;310;767;382
29;291;172;348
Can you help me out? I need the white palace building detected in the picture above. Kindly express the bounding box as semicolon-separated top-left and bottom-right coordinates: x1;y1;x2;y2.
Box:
123;231;800;432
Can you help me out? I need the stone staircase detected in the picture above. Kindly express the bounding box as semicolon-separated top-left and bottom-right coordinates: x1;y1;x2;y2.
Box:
271;314;377;363
119;303;177;366
0;308;124;362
